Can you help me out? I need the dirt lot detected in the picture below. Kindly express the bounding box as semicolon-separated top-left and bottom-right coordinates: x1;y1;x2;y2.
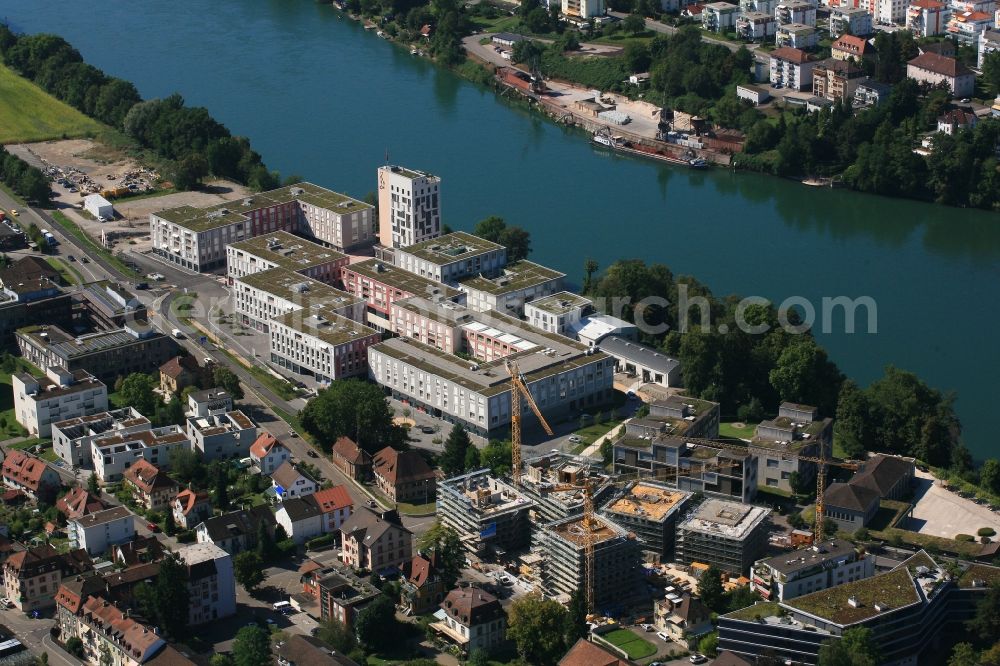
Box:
906;470;1000;540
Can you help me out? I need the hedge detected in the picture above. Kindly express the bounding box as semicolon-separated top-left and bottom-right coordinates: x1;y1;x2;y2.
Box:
307;534;337;550
978;527;996;537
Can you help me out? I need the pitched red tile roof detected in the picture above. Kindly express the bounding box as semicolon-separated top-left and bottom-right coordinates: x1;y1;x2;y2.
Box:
908;52;972;77
2;449;57;492
311;485;353;514
407;554;435;588
373;447;435;486
174;488;211;516
332;436;371;465
909;0;945;8
250;432;285;459
559;639;634;666
832;35;871;55
123;460;177;495
56;487;107;520
771;47;811;64
440;586;503;626
81;596;163;657
158;355;199;380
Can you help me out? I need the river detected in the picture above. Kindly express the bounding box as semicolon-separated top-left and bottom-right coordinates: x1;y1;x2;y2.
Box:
4;0;999;460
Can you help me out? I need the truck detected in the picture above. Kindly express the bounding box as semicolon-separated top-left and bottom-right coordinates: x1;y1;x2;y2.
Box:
171;328;184;339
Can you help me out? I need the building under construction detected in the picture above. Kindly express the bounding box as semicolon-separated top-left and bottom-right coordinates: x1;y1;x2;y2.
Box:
535;513;642;610
675;499;771;576
600;481;692;562
437;469;535;557
519;452;614;525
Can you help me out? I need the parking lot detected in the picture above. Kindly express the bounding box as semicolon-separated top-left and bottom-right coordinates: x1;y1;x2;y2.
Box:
907;469;1000;540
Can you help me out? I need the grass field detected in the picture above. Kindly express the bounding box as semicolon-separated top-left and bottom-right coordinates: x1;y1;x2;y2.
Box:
0;63;105;144
601;629;657;660
0;357;42;441
719;421;756;440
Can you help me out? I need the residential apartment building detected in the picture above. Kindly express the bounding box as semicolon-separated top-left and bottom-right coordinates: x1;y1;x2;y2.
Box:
908;0;951;34
775;0;817;24
432;586;506;653
458;260;564;316
561;0;606;18
741;0;779;13
195;507;276;555
394;232;506;284
152;183;374;272
719;553;1000;665
751;540;874;601
770;47;816;90
56;487;107;521
123;460;179;512
812;59;863;101
172;489;212;530
737;10;779;38
232;267;364;334
13;367;108;438
907;51;975;96
341;258;460;330
186;388;233;418
437;469;535;556
703;2;741;30
600;482;691;562
854;77;893;105
946;8;994;42
750;402;833;493
831;35;872;62
55;593;168;666
2;544;92;613
519;452;616;524
776;22;818;47
269;305;381;383
829;7;873;33
373;446;436;504
401;553;446;615
249;432;291;475
317;568;382;629
875;0;910;22
377;165;441;249
226;230;349;285
177;542;237;625
90;424;189;483
2;449;61;502
524;291;591;336
675;499;771;575
186;409;257;460
340;506;413;572
979;28;1000;66
16;323;176;386
69;506;136;556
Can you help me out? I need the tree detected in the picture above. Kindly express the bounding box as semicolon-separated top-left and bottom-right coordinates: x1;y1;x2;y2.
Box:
583;258;599;293
479;439;513;475
163;394;186;426
169;447;206;487
983;51;1000;95
982;459;1000;495
698;631;719;656
623;42;651;73
524;7;551;33
164;507;176;536
417;521;465;588
472;216;532;261
440;423;472;476
232;625;271;666
355;595;398;648
464;445;481;471
173;154;209;191
140;555;190;639
87;473;99;495
119;373;158;416
968;585;1000;643
949;643;980;666
768;337;843;416
788;470;811;496
564;588;588;647
65;637;84;658
818;627;881;666
468;649;490;666
725;585;760;612
234;551;265;591
212;366;244;400
623;12;646;35
698;564;725;612
214;465;230;510
834;379;869;459
256;519;276;562
300;379;406;454
316;619;359;656
507;594;571;666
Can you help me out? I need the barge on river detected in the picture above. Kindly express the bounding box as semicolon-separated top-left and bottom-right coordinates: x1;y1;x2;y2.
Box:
593;131;707;169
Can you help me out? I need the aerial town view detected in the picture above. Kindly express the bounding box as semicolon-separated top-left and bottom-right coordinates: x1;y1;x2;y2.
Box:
0;0;998;665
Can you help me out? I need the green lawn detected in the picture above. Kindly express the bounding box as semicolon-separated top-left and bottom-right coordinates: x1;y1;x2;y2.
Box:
45;257;81;285
397;500;437;515
719;421;756;440
601;629;657;660
0;357;43;441
0;63;105;144
573;420;624;449
471;14;522;33
51;210;139;277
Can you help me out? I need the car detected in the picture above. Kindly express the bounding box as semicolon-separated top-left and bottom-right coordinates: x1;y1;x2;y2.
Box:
10;209;17;216
81;256;89;263
97;216;107;223
641;623;653;632
656;631;669;642
0;597;11;608
420;425;435;434
568;435;581;443
67;255;76;262
307;449;318;458
961;98;970;103
626;391;637;400
689;655;707;664
147;522;160;532
289;430;299;438
134;282;148;290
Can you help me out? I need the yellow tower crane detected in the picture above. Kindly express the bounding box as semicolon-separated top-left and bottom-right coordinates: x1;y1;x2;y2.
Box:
505;359;553;488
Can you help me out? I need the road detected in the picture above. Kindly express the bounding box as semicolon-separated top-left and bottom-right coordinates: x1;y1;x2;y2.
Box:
0;611;81;666
606;11;769;63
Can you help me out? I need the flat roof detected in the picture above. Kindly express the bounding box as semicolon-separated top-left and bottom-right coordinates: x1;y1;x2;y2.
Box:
604;482;690;523
526;291;592;315
458;260;564;296
229;231;347;271
154;182;371;233
751;415;831;451
782;567;919;625
547;513;627;547
274;306;379;346
440;469;534;517
381;164;438;181
399;231;503;265
678;499;771;540
756;540;857;576
346;259;461;299
238;268;361;309
20;325;161;360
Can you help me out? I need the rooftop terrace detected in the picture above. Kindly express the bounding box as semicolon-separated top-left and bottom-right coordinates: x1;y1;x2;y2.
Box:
459;260;564;295
238;268;361;309
229;231;347;272
400;231;504;265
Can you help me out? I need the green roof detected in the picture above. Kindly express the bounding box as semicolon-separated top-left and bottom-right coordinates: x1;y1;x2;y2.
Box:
958;563;1000;589
383;165;438;181
346;259;461;299
725;601;782;621
399;231;504;265
458;260;564;296
228;231;347;272
274;306;379;346
153;182;370;233
526;291;592;315
237;267;361;309
783;567;918;625
751;415;831;451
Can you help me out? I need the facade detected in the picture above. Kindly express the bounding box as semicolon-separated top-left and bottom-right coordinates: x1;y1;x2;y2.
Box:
249;432;292;475
750;403;833;493
437;469;535;555
2;544;92;613
736;84;772;105
907;52;975;96
13;367;108;438
979;28;1000;66
703;2;741;30
597;336;681;388
69;506;136;556
853;77;893;105
123;460;179;512
401;553;446;615
16;323;176;386
272;460;318;499
2;449;61;502
535;514;642;608
770;47;816;90
395;231;506;284
524;291;592;336
562;0;606;17
938;108;978;133
946;9;993;44
373;446;437;504
775;0;817;24
737;10;778;38
186;388;233;418
653;592;713;648
831;34;873;61
776;22;819;47
311;485;354;534
270;306;380;383
432;586;506;653
277;488;354;545
186;410;257;460
226;230;349;285
751;540;874;601
52;408;150;469
330;436;372;481
600;482;691;562
823;482;880;531
875;0;909;22
377;165;441;250
90;424;189;483
232;267;364;334
812;59;863;102
457;260;564;316
56;592;167;666
341;258;460;331
0;282;74;348
829;7;873;34
178;542;237;625
675;499;771;575
152;183;374;272
172;489;212;530
195;507;276;554
908;0;950;34
340;506;413;573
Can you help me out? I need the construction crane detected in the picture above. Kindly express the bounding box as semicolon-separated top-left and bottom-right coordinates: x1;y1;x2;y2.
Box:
505;359;553;488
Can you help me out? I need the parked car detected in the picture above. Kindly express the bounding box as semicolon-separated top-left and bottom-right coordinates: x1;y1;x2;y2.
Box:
147;522;160;533
690;655;707;664
568;435;581;443
420;425;435;434
0;597;12;608
307;449;318;458
656;631;669;642
641;623;653;632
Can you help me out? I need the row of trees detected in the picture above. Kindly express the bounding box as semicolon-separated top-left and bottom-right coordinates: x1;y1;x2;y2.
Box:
0;27;279;192
0;145;51;204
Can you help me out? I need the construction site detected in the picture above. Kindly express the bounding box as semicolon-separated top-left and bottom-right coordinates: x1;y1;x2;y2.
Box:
601;482;692;562
437;469;535;557
519;452;615;524
675;499;772;576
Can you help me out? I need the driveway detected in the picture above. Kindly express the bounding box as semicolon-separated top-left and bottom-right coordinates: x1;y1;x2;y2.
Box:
906;470;1000;540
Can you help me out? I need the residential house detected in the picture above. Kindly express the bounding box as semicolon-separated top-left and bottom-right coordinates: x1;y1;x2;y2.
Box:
178;542;237;625
703;2;740;30
2;449;61;502
249;432;291;475
908;0;951;35
373;447;436;505
276;497;324;545
186;410;257;461
69;506;136;556
158;355;201;395
2;544;92;613
195;507;276;554
653;592;713;649
854;77;893;106
331;436;372;481
340;506;413;573
829;7;873;35
111;536;165;567
311;485;354;534
401;553;446;615
56;487;107;521
907;52;975;97
770;47;816;90
12;367;108;438
823;482;880;531
431;586;506;654
776;23;818;49
813;59;863;102
123;460;179;512
831;34;873;61
938;108;979;133
272;460;318;500
559;639;634;666
172;488;212;530
186;388;233;418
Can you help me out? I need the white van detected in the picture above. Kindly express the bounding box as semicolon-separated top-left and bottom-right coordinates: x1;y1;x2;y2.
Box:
272;601;292;614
